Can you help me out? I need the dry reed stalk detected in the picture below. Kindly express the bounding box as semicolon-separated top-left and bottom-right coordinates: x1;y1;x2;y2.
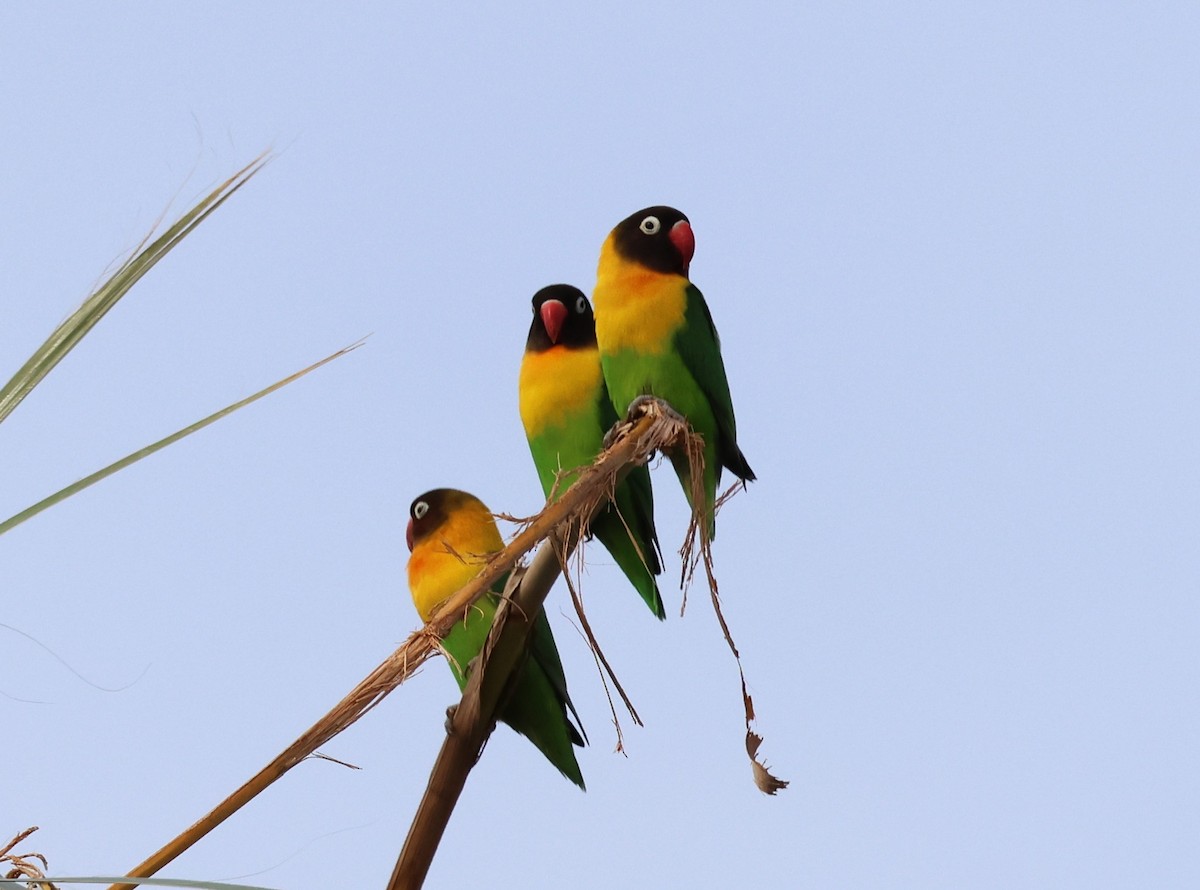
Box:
389;399;788;888
111;401;685;890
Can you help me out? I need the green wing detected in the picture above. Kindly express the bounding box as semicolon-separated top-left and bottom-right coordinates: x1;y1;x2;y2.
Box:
441;576;586;788
528;608;587;745
673;283;755;481
593;384;665;617
527;383;664;617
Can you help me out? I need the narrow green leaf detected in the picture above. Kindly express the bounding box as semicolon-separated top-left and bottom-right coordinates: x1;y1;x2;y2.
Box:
0;340;364;537
0;153;271;427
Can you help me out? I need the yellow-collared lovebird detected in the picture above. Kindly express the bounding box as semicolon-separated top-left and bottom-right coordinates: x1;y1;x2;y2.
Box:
406;488;586;788
592;206;755;539
518;284;665;619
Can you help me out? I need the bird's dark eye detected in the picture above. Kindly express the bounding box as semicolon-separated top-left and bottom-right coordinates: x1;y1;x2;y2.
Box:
639;215;661;235
413;501;429;519
575;296;587;314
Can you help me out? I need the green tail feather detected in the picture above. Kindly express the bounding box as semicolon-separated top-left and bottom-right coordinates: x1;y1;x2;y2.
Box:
590;468;665;618
499;671;587;789
669;442;720;541
525;427;665;617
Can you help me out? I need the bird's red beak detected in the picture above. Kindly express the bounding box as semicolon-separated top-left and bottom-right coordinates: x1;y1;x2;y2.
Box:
539;299;568;344
405;518;414;552
669;219;695;275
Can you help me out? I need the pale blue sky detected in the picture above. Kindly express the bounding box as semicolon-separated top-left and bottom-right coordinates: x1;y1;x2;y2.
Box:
3;3;1198;888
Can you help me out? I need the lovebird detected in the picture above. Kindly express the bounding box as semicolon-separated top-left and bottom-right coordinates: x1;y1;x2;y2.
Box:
592;206;755;539
406;487;586;788
519;284;665;619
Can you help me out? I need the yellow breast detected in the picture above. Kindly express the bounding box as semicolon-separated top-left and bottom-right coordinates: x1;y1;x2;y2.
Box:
593;232;688;355
519;346;603;437
407;506;503;620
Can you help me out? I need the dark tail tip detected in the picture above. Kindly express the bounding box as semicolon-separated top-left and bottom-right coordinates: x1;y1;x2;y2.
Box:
727;448;756;483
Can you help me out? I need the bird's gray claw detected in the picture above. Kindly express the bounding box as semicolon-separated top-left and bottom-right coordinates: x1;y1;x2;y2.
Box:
602;422;622;450
628;394;685;424
444;704;458;734
625;394;659;420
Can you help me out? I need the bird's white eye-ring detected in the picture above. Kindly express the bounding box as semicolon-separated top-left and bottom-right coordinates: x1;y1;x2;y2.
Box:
413;501;429;519
575;295;587;313
639;215;661;235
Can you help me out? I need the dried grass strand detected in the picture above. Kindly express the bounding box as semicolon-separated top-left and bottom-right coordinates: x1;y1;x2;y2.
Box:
679;474;789;796
559;552;643;731
2;826;56;890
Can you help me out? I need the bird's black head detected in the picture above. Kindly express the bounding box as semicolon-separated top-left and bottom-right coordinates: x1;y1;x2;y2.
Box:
406;488;463;551
610;205;694;276
526;284;597;352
